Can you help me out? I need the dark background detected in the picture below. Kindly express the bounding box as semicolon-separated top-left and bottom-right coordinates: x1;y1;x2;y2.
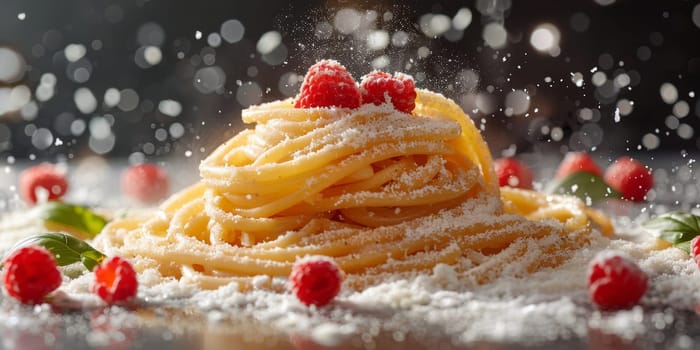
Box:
0;0;699;164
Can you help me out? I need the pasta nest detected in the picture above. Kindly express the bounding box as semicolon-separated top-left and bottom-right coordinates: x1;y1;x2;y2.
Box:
94;90;612;291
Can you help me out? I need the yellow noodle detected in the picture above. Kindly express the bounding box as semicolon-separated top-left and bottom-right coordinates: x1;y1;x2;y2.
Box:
94;89;612;291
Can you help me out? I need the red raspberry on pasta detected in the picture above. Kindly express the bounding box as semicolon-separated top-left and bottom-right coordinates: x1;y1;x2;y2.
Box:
603;157;653;202
555;152;602;178
19;164;69;205
360;71;416;113
294;60;361;109
290;256;342;307
93;256;138;304
588;251;648;310
494;157;533;189
121;163;170;203
3;246;63;304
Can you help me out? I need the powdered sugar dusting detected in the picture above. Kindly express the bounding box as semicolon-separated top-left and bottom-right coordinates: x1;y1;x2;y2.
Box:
0;216;675;347
1;191;700;348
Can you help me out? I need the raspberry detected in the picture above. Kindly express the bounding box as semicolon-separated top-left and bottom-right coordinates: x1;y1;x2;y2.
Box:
294;60;361;109
360;71;417;113
289;256;342;307
93;256;138;304
603;157;653;202
3;246;62;304
121;163;170;203
19;164;69;205
555;152;603;179
494;157;533;189
588;251;648;310
691;237;700;269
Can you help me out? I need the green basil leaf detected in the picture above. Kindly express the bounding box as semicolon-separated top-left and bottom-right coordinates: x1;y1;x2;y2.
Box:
7;233;106;271
643;212;700;252
643;212;700;235
80;249;107;271
33;202;108;238
675;241;692;254
546;171;622;203
655;230;698;245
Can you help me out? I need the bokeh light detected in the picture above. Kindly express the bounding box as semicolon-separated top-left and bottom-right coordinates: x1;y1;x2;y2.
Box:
530;24;561;56
220;19;245;43
0;48;25;84
0;1;695;164
482;23;507;49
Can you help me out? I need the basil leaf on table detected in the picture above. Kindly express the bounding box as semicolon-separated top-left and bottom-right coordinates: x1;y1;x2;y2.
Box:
8;233;106;271
642;212;700;253
32;202;108;238
546;171;622;203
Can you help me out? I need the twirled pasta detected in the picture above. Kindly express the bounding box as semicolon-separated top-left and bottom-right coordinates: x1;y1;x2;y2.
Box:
94;89;612;291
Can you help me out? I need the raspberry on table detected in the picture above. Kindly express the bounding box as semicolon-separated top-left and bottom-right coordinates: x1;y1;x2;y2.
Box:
93;256;138;304
588;251;648;310
3;246;63;304
294;60;362;109
691;237;700;269
19;164;69;205
289;256;343;307
494;157;533;189
603;157;653;202
555;152;603;178
360;71;417;114
121;163;170;203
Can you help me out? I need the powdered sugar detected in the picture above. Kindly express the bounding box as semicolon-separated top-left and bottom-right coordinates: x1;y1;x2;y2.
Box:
1;206;700;347
143;229;697;346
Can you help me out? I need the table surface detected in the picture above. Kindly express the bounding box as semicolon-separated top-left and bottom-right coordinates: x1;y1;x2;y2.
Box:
2;299;700;350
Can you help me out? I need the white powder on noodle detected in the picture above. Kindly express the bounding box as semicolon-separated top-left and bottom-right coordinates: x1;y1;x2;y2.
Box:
2;205;697;347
